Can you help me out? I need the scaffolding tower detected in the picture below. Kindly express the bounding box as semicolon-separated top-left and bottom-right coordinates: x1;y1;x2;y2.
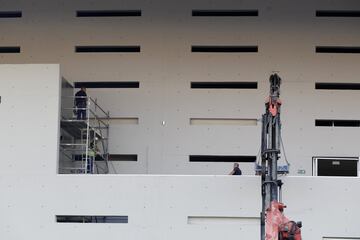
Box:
59;94;110;174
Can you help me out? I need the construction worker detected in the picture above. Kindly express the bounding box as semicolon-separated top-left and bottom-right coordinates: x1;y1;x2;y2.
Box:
74;87;87;120
87;148;95;174
229;163;242;175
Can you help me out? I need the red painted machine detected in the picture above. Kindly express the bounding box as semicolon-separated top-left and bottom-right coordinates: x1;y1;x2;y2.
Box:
266;201;302;240
260;74;302;240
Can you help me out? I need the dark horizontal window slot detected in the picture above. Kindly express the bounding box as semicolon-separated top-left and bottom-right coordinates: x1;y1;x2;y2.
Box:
192;45;258;53
315;119;360;127
74;82;140;88
77;10;141;17
75;46;140;53
192;10;258;17
0;46;20;53
0;11;22;18
315;119;333;127
191;82;257;89
316;46;360;54
74;81;139;88
316;10;360;17
56;215;128;223
334;120;360;127
316;82;360;90
190;155;256;162
109;154;138;161
73;154;104;161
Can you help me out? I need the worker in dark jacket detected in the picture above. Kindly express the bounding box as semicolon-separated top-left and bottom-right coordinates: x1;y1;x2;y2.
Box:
74;87;87;120
229;163;242;175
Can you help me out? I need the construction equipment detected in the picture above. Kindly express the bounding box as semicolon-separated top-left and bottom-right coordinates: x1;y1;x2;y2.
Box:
260;74;302;240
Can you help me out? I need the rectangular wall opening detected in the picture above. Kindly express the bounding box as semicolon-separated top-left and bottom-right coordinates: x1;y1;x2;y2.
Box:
315;119;360;127
313;157;358;177
316;10;360;17
192;10;258;17
56;215;128;223
0;11;22;18
0;46;20;53
77;10;141;17
74;81;139;88
89;117;139;125
192;45;258;53
191;82;257;89
188;216;259;225
189;155;256;162
109;117;139;124
109;154;138;161
72;154;104;161
315;119;333;127
316;46;360;53
190;118;257;126
71;154;138;162
75;46;140;53
316;82;360;90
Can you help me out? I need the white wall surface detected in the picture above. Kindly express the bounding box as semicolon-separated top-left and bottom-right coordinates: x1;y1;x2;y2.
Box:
1;0;360;175
1;173;360;240
1;2;360;239
0;175;261;240
0;64;60;175
282;176;360;239
1;64;360;239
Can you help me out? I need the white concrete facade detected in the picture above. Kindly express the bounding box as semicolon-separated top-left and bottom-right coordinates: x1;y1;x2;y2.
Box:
0;0;360;175
1;0;360;238
0;64;360;239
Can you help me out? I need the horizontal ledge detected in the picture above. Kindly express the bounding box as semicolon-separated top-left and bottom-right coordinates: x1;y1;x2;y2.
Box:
314;156;358;160
323;238;360;240
190;118;257;126
109;117;139;124
54;174;356;179
192;45;258;53
75;46;140;53
188;216;260;225
89;117;139;124
74;81;139;88
192;9;258;17
77;10;141;17
191;81;257;89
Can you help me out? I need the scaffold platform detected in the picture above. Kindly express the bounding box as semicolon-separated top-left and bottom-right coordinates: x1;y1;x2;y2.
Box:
59;92;110;174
